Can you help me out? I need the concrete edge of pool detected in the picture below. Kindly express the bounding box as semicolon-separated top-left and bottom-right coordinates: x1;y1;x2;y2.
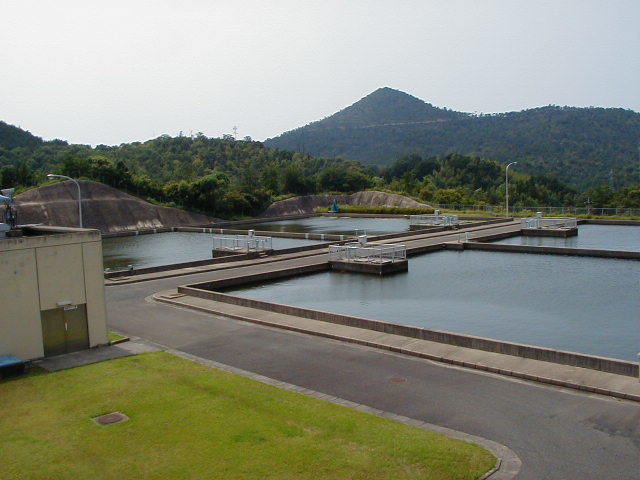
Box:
154;288;640;403
175;269;639;376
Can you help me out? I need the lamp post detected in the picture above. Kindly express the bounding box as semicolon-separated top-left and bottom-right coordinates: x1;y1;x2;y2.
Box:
46;174;83;228
505;162;517;217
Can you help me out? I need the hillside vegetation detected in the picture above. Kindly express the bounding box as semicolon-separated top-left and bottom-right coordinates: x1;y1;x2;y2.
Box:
1;120;638;220
265;87;640;189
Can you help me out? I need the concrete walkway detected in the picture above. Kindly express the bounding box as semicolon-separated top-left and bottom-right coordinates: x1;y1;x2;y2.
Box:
155;291;640;402
35;340;158;372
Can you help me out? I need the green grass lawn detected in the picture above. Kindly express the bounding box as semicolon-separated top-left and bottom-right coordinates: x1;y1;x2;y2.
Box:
108;331;127;342
0;352;495;480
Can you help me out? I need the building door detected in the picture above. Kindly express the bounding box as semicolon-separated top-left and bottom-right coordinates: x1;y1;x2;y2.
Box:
41;305;89;357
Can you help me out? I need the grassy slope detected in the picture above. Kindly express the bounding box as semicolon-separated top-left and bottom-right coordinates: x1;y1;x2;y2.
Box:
0;352;494;480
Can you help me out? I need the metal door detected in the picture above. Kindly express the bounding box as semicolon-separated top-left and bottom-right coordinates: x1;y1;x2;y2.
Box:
41;304;89;356
41;309;66;357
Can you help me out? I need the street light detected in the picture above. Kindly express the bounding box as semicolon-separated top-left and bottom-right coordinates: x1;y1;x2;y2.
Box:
505;162;517;217
46;174;83;228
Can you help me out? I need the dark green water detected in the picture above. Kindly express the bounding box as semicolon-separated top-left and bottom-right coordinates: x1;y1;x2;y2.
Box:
495;225;639;251
240;216;410;235
102;232;321;270
226;250;639;361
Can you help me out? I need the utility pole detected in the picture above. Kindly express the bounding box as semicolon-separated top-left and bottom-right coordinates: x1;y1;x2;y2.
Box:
232;126;238;140
46;174;83;228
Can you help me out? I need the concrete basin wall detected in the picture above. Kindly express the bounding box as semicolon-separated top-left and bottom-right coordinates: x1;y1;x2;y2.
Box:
181;271;638;377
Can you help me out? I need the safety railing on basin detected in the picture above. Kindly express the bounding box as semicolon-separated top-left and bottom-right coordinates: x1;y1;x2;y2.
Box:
328;243;407;264
521;217;578;229
212;234;273;252
409;214;459;226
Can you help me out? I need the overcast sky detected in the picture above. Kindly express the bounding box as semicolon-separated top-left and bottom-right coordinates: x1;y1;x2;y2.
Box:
1;0;638;146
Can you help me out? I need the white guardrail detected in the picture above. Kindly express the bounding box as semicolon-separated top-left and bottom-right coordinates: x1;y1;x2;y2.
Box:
409;213;460;226
329;243;407;264
213;233;273;252
521;217;578;229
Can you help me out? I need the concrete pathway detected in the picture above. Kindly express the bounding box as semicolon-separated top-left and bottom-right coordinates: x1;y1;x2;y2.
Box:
35;340;158;372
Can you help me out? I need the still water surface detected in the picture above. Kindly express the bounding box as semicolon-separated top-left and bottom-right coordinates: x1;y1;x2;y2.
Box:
240;216;409;235
494;225;639;251
227;250;639;360
102;232;320;270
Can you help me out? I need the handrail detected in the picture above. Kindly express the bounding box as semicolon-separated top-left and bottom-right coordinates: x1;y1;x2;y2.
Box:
522;217;578;229
213;234;273;252
329;242;406;263
409;214;459;226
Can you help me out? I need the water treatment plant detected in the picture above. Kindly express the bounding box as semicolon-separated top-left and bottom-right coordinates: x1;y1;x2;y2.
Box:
97;212;639;378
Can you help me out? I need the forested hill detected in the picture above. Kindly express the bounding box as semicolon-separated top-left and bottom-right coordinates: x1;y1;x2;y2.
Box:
302;87;464;128
264;88;640;189
0;121;45;150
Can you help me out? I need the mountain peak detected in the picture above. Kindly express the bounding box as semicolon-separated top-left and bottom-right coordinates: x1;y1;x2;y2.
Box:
305;87;460;129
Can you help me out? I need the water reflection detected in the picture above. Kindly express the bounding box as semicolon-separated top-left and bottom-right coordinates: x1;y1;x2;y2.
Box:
102;232;320;270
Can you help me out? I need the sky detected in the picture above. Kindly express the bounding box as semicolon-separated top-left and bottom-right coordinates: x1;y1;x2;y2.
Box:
1;0;638;146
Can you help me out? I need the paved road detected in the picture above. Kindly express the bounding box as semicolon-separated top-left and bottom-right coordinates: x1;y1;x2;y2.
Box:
107;277;640;480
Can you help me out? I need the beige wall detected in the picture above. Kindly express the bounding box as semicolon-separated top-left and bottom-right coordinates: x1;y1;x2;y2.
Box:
0;228;108;360
82;242;108;346
0;249;44;359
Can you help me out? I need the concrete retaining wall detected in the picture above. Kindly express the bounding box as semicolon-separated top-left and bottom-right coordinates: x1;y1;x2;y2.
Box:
179;281;638;377
175;226;348;242
522;228;578;237
581;219;640;226
329;259;408;275
104;252;257;278
102;227;174;238
464;241;640;260
182;263;329;291
211;214;315;227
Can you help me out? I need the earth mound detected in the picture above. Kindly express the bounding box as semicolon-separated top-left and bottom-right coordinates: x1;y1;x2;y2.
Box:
14;180;212;233
261;191;431;216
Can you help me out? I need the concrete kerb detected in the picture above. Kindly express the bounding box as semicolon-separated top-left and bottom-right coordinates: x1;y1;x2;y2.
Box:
153;292;640;402
142;343;522;479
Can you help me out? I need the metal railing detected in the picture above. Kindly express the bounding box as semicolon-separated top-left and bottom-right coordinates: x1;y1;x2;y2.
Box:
409;213;459;226
521;217;578;229
433;204;640;217
212;233;272;253
329;243;407;263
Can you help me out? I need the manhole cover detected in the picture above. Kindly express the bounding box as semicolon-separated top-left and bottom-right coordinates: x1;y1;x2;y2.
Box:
388;377;407;384
92;412;129;426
